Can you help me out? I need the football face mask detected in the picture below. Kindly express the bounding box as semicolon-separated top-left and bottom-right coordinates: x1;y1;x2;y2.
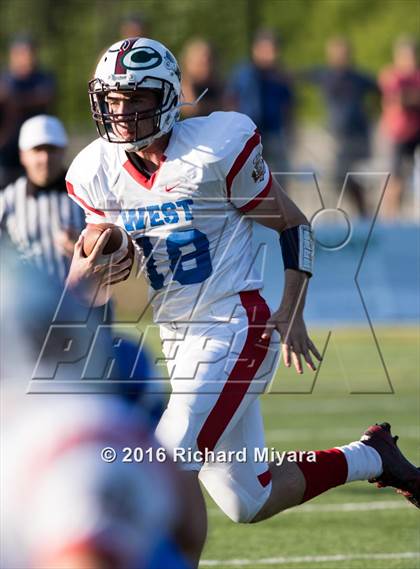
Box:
89;38;181;151
89;80;175;148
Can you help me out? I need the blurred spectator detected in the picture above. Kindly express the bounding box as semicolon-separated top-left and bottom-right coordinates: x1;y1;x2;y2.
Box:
0;35;56;188
300;37;379;217
180;39;222;118
119;13;148;39
225;28;294;175
379;37;420;219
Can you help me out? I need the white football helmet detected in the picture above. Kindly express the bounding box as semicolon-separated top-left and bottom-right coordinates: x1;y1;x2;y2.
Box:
89;37;181;151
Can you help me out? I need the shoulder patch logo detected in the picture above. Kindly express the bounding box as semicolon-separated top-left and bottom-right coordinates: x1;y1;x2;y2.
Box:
252;152;265;183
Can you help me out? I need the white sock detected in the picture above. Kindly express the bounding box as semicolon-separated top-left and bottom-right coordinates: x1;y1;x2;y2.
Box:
336;441;383;482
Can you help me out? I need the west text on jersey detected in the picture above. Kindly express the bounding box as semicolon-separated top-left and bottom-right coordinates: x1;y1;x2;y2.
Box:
121;198;194;231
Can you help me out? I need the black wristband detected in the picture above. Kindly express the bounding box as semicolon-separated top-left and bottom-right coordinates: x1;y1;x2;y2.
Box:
280;225;314;276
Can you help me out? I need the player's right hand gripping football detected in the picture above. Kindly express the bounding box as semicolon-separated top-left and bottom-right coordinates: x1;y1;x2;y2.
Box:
66;229;131;303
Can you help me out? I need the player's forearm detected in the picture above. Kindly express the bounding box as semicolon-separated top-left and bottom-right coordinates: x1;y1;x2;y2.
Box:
277;269;308;319
248;179;313;317
66;271;112;307
90;283;112;307
276;183;309;231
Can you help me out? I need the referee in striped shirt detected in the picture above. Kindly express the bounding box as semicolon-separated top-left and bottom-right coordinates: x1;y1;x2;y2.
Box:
0;113;114;372
1;115;159;404
0;115;84;283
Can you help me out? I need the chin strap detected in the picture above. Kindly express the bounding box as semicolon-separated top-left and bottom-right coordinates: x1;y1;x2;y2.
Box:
177;88;209;111
123;141;150;152
123;126;171;152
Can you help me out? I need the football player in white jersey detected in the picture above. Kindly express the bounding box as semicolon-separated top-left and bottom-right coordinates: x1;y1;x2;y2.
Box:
66;37;420;567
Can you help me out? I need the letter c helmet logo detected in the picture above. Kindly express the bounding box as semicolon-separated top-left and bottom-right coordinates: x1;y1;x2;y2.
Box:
122;47;163;70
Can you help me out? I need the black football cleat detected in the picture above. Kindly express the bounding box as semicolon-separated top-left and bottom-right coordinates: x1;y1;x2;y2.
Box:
361;422;420;509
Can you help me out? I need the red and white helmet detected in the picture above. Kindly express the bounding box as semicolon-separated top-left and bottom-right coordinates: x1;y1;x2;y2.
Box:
89;37;181;151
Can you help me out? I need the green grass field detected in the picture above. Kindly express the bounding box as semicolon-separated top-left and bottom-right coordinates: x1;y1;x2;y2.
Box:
126;319;419;568
193;326;419;569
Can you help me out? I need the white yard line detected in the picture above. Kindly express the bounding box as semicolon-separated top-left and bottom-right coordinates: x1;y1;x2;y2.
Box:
207;500;410;517
265;426;419;441
200;551;420;567
281;500;410;513
261;397;415;415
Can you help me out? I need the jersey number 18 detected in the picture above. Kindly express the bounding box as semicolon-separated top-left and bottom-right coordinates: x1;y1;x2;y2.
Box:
136;229;212;290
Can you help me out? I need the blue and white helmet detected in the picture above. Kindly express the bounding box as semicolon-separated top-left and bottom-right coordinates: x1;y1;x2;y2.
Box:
89;37;181;151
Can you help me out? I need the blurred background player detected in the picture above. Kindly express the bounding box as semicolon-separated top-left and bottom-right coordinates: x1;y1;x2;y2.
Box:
299;37;379;217
1;253;192;569
225;28;295;176
379;36;420;219
180;38;223;118
0;35;56;188
2;393;188;569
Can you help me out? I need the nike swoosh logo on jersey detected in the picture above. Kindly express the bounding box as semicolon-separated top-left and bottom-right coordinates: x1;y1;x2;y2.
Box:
165;183;181;192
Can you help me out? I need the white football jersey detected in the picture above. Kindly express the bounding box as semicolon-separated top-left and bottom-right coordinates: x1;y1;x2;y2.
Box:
66;112;272;321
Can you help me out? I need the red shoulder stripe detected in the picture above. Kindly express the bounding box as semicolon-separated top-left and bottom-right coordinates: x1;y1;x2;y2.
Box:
65;181;105;217
226;129;260;200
